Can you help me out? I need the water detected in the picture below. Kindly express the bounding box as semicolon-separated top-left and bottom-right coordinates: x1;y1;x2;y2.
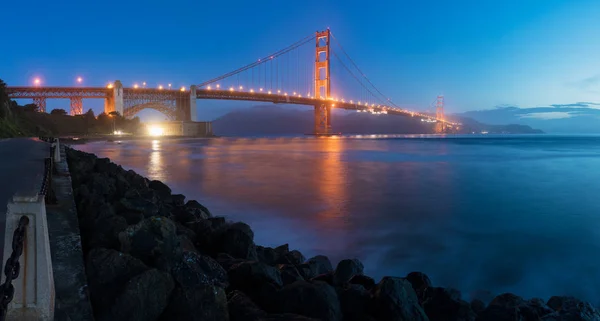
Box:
76;135;600;304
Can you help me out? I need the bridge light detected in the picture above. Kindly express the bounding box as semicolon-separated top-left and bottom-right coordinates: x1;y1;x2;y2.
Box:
230;87;234;91
207;86;211;90
350;100;353;103
267;90;272;94
107;83;113;89
284;92;288;96
216;84;220;89
134;84;139;89
299;94;302;97
180;86;186;92
239;86;243;90
76;77;83;83
277;90;281;94
168;83;172;89
158;85;163;90
142;82;146;87
250;89;254;93
259;88;263;92
34;78;41;86
148;126;164;137
332;104;335;107
293;92;296;96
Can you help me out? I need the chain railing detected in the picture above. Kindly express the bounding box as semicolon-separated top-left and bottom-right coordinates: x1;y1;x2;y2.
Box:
0;216;29;321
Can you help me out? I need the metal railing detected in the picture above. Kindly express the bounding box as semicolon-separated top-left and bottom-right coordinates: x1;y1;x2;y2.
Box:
0;216;29;321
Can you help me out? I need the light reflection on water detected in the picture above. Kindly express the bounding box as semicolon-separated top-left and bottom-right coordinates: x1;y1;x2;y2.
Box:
77;135;600;304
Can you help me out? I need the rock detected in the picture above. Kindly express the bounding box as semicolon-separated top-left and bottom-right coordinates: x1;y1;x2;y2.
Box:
172;251;228;288
171;194;186;206
277;280;342;321
88;215;128;250
149;179;171;198
546;296;600;320
185;200;212;218
88;173;117;200
279;250;306;266
422;287;475;321
337;284;373;321
305;255;333;277
217;222;258;260
488;293;525;308
216;253;246;271
228;290;268;321
102;269;174;321
228;261;283;311
371;277;428;321
274;243;290;257
121;211;145;225
161;284;229;321
349;274;376;291
406;271;432;294
119;197;159;218
119;216;182;271
477;294;557;321
257;246;279;265
172;205;209;225
85;248;149;314
278;264;305;285
476;305;521;321
262;315;320;321
471;299;486;314
333;259;364;285
311;272;334;285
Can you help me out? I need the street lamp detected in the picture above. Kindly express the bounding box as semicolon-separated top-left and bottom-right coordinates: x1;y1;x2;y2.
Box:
34;78;41;86
142;82;147;88
76;76;83;84
168;83;172;90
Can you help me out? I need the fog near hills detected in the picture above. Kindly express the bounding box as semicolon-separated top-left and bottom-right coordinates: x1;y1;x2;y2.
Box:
456;104;600;133
212;105;542;136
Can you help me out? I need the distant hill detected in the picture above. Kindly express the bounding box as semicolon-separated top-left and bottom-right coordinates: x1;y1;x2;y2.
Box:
212;105;543;136
455;104;600;133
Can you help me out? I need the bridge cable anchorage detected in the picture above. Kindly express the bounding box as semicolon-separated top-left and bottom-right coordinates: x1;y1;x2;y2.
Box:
197;34;316;88
0;215;30;321
330;32;399;108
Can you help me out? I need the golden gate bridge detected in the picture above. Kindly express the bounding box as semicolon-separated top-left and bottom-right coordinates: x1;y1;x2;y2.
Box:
5;29;460;135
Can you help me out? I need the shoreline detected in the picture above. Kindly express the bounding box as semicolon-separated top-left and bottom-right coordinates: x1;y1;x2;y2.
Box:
65;146;599;321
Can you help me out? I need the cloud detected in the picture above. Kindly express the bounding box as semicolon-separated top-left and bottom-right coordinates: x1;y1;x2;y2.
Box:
568;75;600;93
518;112;576;120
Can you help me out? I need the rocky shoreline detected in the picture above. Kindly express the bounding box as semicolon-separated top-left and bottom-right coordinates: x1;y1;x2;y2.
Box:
66;147;599;321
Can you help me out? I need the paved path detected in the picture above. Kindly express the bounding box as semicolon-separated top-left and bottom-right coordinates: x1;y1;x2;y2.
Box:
0;138;49;262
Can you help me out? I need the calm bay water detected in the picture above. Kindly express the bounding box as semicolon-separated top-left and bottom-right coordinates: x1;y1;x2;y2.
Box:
76;135;600;304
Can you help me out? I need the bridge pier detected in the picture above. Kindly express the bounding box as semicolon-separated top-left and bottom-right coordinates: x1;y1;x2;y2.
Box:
189;85;197;121
104;80;124;116
33;97;47;113
314;103;331;135
70;97;83;116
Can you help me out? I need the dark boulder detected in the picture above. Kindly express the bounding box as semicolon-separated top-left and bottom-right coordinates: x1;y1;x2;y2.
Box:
371;277;428;321
278;250;306;266
161;284;229;321
185;200;212;218
257;246;279;265
546;296;600;320
85;248;149;314
311;272;334;285
118;197;159;218
471;299;486;315
406;271;432;295
278;264;305;285
216;252;246;271
349;274;376;291
333;259;364;286
305;255;333;277
422;287;475;321
88;215;128;250
149;179;171;198
216;222;258;260
477;293;557;321
88;173;117;200
476;305;521;321
277;280;342;321
120;211;145;225
228;261;283;311
171;194;186;206
118;216;182;271
101;269;174;321
228;290;268;321
337;284;373;321
172;251;228;288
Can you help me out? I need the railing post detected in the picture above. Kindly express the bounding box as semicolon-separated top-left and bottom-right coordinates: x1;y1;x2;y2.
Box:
2;194;54;321
52;138;60;163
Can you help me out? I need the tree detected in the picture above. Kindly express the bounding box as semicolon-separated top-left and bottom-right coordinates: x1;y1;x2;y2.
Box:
0;79;9;118
50;108;67;116
23;104;39;112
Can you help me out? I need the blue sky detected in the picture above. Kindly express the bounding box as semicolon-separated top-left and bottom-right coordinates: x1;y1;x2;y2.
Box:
2;0;599;121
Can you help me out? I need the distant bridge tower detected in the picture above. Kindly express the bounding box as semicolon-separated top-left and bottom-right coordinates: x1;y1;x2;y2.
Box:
314;29;331;134
436;95;444;121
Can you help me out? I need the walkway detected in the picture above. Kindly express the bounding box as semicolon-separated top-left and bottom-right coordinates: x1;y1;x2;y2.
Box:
0;138;48;262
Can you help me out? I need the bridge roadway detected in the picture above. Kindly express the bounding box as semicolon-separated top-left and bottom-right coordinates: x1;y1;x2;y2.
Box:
0;138;48;263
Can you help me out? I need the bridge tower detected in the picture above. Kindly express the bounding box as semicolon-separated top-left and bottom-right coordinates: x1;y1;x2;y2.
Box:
314;29;331;134
104;80;124;116
436;95;444;121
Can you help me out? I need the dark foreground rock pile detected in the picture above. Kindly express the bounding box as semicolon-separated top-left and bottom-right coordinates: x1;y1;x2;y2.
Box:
66;147;600;321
